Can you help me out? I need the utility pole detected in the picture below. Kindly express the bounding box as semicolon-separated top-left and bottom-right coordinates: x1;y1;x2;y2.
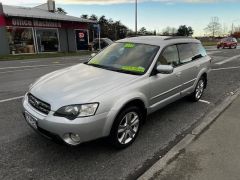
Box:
231;23;234;35
135;0;138;36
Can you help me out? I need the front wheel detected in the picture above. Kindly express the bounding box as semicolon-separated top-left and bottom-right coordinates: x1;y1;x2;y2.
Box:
109;106;142;149
190;77;206;102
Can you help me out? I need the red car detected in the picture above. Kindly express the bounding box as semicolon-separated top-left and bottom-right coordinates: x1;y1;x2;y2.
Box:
217;37;238;49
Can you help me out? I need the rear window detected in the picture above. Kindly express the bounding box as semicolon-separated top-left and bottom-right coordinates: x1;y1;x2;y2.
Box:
177;44;194;64
191;43;207;58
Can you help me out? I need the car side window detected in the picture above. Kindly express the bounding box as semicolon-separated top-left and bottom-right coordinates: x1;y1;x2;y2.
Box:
157;45;179;67
191;43;207;59
177;44;194;64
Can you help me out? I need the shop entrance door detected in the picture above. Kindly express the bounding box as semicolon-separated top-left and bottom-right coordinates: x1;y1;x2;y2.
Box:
75;29;89;51
36;29;59;52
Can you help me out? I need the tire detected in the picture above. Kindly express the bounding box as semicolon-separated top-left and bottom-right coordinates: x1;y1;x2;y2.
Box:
190;77;206;102
109;106;143;149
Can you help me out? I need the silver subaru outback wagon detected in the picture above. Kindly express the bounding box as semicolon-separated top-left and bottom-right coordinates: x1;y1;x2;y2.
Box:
22;36;211;149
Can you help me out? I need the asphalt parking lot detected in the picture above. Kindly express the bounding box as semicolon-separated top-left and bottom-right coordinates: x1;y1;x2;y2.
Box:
1;48;240;180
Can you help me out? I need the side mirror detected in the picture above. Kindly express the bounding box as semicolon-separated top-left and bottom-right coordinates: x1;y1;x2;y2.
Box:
156;65;174;74
91;53;96;57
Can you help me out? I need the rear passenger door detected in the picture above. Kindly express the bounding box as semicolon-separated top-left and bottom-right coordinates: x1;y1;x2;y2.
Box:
176;43;198;95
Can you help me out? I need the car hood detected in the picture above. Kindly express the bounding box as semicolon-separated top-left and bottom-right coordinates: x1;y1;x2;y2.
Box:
30;64;138;110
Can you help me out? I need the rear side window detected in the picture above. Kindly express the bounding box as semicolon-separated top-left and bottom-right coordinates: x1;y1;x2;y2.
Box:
177;44;194;64
191;43;207;59
158;45;180;67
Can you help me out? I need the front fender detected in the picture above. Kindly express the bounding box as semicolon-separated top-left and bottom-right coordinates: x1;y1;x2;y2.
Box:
102;92;148;136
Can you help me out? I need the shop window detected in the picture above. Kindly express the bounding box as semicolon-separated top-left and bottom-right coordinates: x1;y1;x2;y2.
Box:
7;27;35;54
36;29;59;52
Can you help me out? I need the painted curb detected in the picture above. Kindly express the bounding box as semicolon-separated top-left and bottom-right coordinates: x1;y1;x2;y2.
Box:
138;89;240;180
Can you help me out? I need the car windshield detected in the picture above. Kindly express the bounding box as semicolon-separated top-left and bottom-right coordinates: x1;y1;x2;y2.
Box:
87;42;159;75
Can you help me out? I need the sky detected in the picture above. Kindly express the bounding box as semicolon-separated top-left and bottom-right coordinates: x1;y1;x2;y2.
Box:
1;0;240;36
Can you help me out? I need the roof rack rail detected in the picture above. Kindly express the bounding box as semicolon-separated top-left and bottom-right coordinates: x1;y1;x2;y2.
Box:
164;36;194;40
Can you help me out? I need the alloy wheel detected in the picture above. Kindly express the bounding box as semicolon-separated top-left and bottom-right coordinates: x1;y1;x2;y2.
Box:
117;112;140;145
195;79;204;99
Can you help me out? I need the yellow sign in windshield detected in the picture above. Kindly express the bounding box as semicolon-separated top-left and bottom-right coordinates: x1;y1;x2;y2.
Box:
124;43;135;48
121;66;145;73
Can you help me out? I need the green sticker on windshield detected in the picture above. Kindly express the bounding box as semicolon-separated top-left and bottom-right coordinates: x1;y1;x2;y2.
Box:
124;43;135;48
121;66;145;73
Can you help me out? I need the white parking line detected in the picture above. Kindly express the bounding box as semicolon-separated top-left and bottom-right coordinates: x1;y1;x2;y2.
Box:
0;96;24;103
207;51;221;55
0;64;75;74
199;99;211;104
21;61;39;64
0;64;67;70
215;55;240;65
211;66;240;71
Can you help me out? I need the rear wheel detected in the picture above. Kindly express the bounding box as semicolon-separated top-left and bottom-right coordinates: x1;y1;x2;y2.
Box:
110;106;143;149
190;77;206;102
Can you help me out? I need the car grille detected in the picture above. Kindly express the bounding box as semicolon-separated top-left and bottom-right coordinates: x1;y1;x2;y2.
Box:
28;93;51;115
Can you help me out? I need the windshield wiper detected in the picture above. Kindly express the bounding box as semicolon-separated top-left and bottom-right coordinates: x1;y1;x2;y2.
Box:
87;63;142;75
87;63;109;69
112;68;142;75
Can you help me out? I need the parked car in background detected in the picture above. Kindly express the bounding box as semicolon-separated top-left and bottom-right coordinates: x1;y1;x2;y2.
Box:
217;37;238;49
93;38;113;50
23;36;211;149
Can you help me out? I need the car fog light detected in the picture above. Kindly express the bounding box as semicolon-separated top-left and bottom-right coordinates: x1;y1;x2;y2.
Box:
70;133;81;143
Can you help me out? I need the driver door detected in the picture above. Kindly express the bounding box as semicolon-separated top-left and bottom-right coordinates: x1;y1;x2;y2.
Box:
149;45;182;111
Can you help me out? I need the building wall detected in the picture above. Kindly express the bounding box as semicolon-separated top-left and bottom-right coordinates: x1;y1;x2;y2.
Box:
67;29;77;52
2;14;93;54
58;28;68;52
0;3;9;55
59;28;77;52
0;28;10;55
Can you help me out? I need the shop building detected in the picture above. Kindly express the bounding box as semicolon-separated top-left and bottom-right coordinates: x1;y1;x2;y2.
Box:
0;0;96;55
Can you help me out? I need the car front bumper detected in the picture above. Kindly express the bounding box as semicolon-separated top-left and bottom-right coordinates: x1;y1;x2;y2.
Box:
22;95;111;145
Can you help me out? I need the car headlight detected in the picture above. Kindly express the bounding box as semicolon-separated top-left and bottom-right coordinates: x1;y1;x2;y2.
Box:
54;103;99;120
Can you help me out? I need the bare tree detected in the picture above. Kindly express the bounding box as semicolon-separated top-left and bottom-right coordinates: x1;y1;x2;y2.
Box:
222;23;229;36
161;26;177;36
204;17;222;37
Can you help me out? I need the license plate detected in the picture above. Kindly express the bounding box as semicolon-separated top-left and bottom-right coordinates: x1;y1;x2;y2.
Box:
25;111;38;129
